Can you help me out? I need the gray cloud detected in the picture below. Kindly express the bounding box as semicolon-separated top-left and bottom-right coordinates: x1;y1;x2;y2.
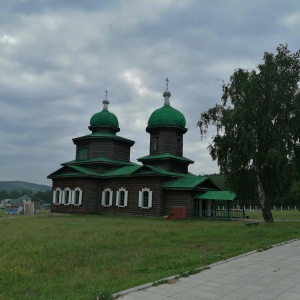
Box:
0;0;299;185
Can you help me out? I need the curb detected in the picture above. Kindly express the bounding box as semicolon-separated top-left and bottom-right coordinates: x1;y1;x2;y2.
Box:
113;238;300;299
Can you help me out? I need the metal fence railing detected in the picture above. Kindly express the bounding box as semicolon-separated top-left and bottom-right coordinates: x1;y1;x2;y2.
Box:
217;206;299;211
196;209;245;220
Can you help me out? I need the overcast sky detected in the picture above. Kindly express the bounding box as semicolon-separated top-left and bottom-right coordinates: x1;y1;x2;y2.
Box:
1;0;299;186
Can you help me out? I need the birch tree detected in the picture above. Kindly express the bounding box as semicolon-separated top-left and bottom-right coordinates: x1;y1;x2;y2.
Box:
198;45;300;223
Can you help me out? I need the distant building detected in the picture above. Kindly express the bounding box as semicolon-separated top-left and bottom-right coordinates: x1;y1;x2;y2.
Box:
48;82;237;219
4;194;39;215
0;199;12;209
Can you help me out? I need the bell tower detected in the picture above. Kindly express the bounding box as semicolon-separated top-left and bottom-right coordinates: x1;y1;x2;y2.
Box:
138;79;193;173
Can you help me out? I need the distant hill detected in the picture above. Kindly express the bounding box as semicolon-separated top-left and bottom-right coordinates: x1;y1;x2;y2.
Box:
0;181;51;193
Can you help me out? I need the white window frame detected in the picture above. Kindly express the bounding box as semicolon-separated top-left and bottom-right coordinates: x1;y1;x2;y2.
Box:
116;187;128;208
138;188;152;209
53;188;62;205
101;188;113;207
62;187;72;205
72;187;83;206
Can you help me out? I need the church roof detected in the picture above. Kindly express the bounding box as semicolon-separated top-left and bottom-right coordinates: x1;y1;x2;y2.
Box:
147;80;186;128
195;191;237;201
89;96;120;130
163;176;209;188
48;165;102;178
148;104;186;128
101;165;142;176
90;109;119;128
99;164;197;179
138;153;194;163
73;132;134;144
62;156;135;166
48;162;219;193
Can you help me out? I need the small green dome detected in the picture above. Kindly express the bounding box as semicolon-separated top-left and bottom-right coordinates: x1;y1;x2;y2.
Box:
148;104;186;128
90;109;119;128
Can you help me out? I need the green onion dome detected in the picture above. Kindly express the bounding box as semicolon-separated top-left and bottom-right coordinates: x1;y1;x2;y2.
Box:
90;99;119;129
90;110;119;128
148;104;186;127
147;89;186;128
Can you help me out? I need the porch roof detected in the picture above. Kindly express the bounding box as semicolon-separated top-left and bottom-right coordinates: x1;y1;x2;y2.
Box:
195;191;237;201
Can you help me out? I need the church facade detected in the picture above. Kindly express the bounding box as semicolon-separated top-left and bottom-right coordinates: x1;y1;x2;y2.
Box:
48;82;235;218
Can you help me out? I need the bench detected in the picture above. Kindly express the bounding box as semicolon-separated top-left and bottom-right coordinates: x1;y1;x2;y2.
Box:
245;221;259;227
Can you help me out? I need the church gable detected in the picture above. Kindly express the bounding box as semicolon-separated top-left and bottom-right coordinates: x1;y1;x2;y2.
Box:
48;165;101;179
61;156;135;174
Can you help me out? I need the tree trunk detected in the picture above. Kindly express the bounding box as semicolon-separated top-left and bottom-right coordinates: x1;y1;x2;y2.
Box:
256;174;274;224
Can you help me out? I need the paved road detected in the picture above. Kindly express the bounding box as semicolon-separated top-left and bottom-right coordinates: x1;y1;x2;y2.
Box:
115;239;300;300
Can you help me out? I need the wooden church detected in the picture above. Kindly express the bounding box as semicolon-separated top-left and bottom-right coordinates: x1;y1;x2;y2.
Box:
48;81;236;218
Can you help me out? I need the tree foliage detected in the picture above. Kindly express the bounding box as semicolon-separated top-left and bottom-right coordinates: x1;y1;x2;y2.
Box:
198;45;300;222
0;190;52;203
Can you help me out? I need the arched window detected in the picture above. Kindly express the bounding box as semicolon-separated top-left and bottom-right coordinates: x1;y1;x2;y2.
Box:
72;187;83;206
52;188;62;205
116;187;128;207
62;187;72;205
101;188;113;207
138;188;153;209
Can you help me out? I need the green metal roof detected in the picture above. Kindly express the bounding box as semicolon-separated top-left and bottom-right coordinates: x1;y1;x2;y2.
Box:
73;133;134;143
195;191;237;201
48;165;101;178
18;194;32;201
62;156;135;166
8;195;32;204
67;165;102;176
163;176;208;188
49;161;197;180
101;165;142;176
138;153;194;163
148;104;186;128
100;164;194;178
145;165;194;178
90;109;119;128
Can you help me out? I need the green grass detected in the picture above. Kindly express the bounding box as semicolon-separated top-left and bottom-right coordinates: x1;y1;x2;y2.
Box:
0;212;300;299
246;209;300;220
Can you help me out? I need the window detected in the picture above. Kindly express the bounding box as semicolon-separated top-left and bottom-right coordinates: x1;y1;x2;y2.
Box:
138;188;153;209
116;187;128;207
177;137;182;152
52;188;62;205
62;188;72;205
101;188;113;207
120;191;125;206
105;191;110;205
72;187;83;206
78;149;88;160
153;136;159;151
143;191;149;207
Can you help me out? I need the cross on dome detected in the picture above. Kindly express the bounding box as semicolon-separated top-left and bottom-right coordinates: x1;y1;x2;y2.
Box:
102;89;109;110
163;78;171;105
165;78;169;90
104;89;109;100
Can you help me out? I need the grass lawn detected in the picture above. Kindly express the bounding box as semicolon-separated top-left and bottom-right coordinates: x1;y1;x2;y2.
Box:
0;211;300;300
246;209;300;220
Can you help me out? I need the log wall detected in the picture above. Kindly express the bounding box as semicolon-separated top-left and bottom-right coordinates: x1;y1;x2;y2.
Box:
163;190;194;218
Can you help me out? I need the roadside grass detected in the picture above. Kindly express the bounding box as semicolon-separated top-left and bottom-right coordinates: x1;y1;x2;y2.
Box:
246;209;300;220
0;209;6;217
0;213;300;300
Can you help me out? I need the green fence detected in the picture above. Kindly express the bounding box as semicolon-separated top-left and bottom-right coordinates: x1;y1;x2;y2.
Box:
196;209;245;220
